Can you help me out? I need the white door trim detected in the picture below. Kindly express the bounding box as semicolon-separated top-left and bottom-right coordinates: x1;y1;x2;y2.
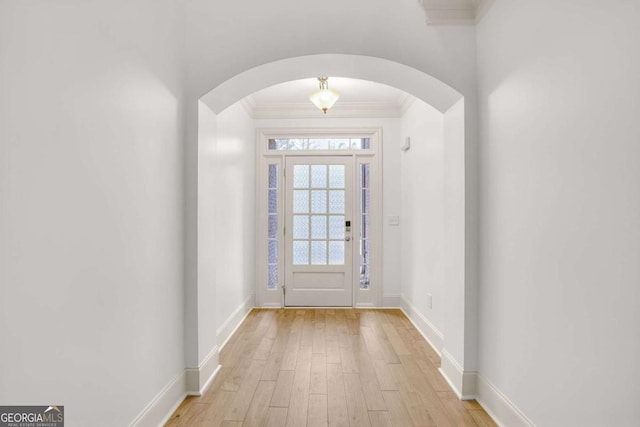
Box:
255;128;383;308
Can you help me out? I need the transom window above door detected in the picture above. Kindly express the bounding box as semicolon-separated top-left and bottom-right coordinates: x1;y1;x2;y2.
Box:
268;138;370;151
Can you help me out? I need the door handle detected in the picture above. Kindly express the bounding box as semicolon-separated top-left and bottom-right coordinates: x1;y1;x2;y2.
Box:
345;236;351;242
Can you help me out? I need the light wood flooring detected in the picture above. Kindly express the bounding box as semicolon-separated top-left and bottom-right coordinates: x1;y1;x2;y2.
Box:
165;309;496;427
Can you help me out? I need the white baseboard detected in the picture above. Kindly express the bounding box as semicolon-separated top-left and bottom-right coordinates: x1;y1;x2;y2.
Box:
355;302;376;308
439;349;476;400
217;293;255;350
129;371;186;427
261;303;283;308
395;295;480;403
186;345;221;396
381;294;402;307
475;373;536;427
399;294;443;355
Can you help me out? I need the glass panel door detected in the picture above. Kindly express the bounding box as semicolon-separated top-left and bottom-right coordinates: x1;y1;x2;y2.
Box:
284;156;353;307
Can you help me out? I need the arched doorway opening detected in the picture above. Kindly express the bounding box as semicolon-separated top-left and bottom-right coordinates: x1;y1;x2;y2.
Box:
185;54;476;400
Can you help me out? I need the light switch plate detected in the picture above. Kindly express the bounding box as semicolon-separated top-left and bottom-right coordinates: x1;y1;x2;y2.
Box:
388;215;400;226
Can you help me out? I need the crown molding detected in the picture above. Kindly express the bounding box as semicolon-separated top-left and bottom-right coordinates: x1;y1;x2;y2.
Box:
398;93;417;116
418;0;495;25
240;96;257;119
247;101;410;120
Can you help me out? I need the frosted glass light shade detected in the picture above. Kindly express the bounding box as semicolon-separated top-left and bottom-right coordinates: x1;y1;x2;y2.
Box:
309;89;340;113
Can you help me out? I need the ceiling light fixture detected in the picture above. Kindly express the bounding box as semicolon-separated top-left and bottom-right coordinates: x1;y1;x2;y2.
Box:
309;77;340;114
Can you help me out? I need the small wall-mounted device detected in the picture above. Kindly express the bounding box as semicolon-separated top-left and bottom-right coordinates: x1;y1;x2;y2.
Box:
401;136;411;151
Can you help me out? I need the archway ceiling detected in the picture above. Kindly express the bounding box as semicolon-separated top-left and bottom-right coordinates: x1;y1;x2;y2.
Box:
243;77;415;119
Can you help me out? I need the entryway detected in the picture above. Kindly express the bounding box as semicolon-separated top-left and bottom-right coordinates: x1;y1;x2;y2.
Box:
256;130;381;308
189;53;474;400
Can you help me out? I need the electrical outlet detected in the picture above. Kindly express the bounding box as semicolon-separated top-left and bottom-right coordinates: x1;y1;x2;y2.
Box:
426;294;432;309
388;215;400;226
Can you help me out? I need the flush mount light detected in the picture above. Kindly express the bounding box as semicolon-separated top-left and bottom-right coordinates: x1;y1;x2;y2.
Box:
309;77;340;114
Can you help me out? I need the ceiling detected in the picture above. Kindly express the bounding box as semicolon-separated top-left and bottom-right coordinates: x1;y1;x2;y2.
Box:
418;0;495;24
242;77;415;119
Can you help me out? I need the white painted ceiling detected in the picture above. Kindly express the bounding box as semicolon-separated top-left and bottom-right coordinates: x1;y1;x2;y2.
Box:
244;77;414;119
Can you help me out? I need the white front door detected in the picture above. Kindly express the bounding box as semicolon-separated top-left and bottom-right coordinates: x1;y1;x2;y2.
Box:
284;156;353;306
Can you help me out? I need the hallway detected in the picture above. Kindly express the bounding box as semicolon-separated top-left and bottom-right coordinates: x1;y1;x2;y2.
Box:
165;309;496;426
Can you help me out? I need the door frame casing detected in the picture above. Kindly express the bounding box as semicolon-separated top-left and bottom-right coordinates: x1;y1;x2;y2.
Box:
255;128;383;308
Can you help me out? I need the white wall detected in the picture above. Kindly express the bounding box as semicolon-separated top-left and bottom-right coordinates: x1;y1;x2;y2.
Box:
0;1;185;425
253;117;402;301
476;1;640;425
185;0;478;100
214;103;256;340
196;101;218;370
399;101;446;339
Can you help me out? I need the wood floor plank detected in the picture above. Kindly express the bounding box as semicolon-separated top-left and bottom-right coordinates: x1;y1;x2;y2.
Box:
343;373;372;427
270;370;295;408
399;389;437;426
389;362;415;394
468;410;498;427
382;390;414;427
325;315;342;364
313;317;327;354
270;329;290;355
382;323;411;356
308;393;329;427
264;408;288;427
225;358;267;421
223;341;260;392
202;367;232;401
415;358;451;392
436;391;479;427
280;347;299;371
381;309;406;327
414;340;441;366
255;336;276;361
301;314;315;347
164;397;199;427
398;355;455;427
285;345;312;427
460;400;484;411
191;391;236;426
340;344;359;374
244;380;276;426
281;317;303;370
335;310;351;348
262;351;284;381
368;411;392;427
346;317;361;336
311;353;328;395
327;363;350;427
356;345;386;411
370;321;400;364
360;326;384;361
372;360;399;391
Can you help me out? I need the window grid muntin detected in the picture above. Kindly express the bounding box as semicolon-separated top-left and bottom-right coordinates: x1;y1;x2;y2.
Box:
292;164;345;266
